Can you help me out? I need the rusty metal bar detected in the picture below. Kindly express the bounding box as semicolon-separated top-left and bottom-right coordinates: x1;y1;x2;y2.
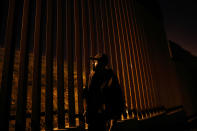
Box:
0;0;16;130
93;0;103;54
124;0;144;114
81;1;90;125
99;0;106;54
145;22;162;109
102;0;114;70
146;29;158;109
87;0;97;56
66;0;76;127
142;20;161;110
81;0;90;86
45;0;54;130
118;0;140;114
104;0;123;100
99;0;112;67
120;0;139;113
0;0;9;46
130;0;152;114
146;31;160;110
107;0;128;113
113;0;133;113
15;0;30;130
56;0;65;128
135;10;155;111
31;0;43;130
131;0;156;111
141;23;158;110
74;0;84;125
134;6;154;114
130;2;148;114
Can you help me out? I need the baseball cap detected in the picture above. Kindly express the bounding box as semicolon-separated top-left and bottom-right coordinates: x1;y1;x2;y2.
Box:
90;53;108;65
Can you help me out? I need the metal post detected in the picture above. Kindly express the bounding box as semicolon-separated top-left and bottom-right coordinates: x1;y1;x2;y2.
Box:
125;0;146;115
15;0;30;130
87;0;97;56
93;0;103;54
74;0;84;126
99;0;113;67
130;0;152;114
114;0;134;112
31;0;43;130
81;0;90;87
56;0;65;128
45;0;54;130
66;0;76;127
108;0;128;113
120;0;140;114
0;0;16;130
131;0;158;112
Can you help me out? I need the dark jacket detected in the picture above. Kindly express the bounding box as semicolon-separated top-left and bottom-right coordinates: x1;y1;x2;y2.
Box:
84;68;125;122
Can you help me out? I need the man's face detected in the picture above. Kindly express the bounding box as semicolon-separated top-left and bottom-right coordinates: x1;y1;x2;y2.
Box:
92;60;98;71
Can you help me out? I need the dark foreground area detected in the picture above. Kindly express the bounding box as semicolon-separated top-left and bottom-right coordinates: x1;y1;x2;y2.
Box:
55;106;197;131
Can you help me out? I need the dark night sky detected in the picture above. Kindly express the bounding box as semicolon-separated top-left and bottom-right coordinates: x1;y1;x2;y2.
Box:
158;0;197;56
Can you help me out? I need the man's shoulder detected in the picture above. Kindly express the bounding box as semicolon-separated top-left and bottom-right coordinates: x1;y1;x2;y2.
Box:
105;68;114;75
104;68;119;83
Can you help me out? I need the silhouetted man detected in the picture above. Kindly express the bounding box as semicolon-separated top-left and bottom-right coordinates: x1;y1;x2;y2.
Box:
84;54;125;131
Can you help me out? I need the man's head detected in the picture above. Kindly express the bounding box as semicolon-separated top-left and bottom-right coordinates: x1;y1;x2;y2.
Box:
90;53;108;72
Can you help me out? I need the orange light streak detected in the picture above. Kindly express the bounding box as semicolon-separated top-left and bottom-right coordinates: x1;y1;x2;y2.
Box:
121;0;139;111
114;0;133;110
109;0;128;108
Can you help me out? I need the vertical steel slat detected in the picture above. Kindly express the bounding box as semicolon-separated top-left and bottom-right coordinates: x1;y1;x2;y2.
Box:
15;0;30;130
103;0;116;71
114;0;131;112
139;15;153;112
124;0;139;113
0;0;16;130
81;0;90;87
131;0;157;111
125;0;143;113
81;1;90;125
113;0;133;113
143;21;158;109
147;22;161;109
99;0;107;54
93;0;103;54
119;1;139;115
137;18;154;111
45;0;54;130
124;0;142;114
104;0;124;102
131;0;151;113
0;0;9;46
74;0;84;125
149;25;162;109
31;0;43;130
130;1;149;114
118;1;136;110
108;0;129;113
141;24;158;110
66;0;76;127
125;0;145;114
99;0;112;66
149;33;160;109
103;2;127;116
120;0;139;113
56;0;65;128
141;22;155;110
87;0;97;56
